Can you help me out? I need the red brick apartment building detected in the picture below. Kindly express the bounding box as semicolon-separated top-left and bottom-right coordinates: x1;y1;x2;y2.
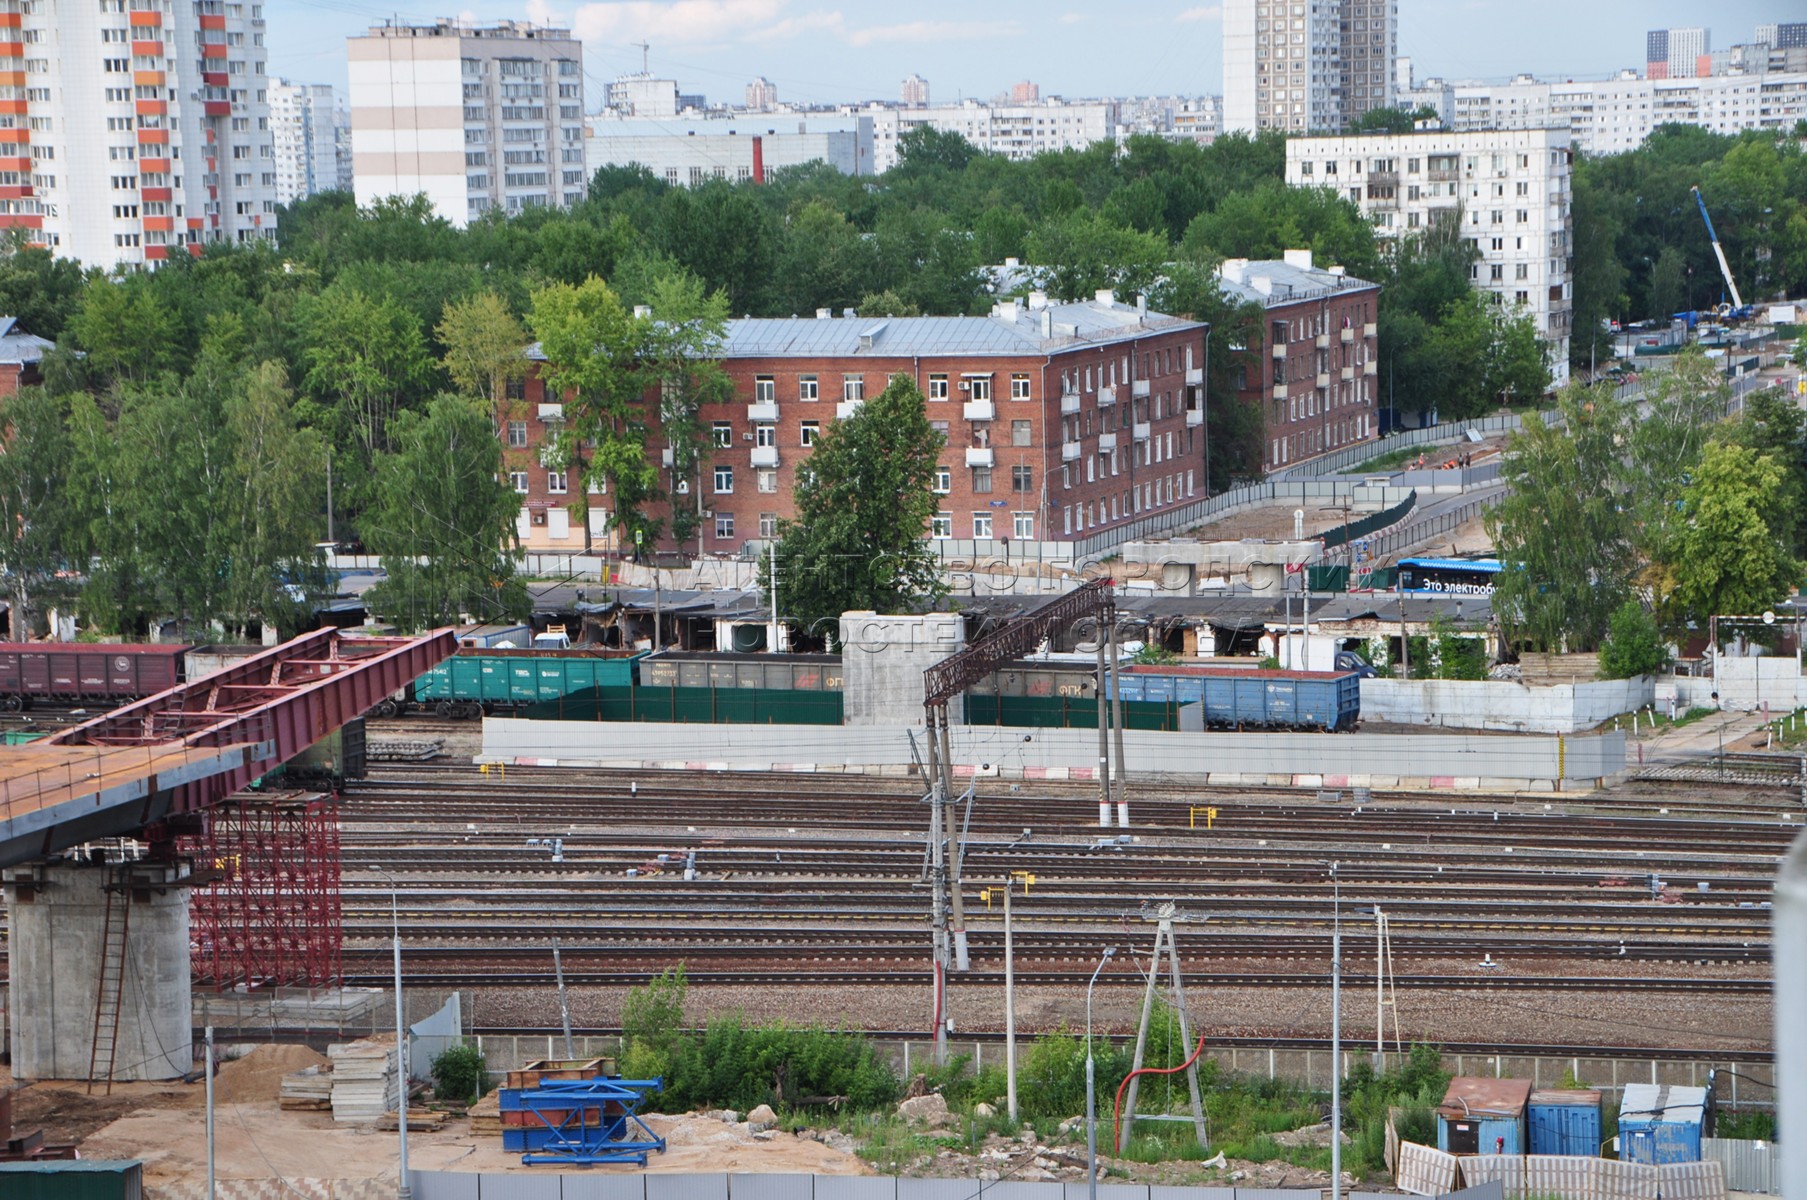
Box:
1216;252;1381;472
513;293;1209;555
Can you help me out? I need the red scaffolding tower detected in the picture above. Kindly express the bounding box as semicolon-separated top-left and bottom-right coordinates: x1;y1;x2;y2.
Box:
183;791;343;990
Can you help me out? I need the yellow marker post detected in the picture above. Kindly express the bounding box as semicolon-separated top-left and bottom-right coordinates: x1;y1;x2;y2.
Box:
1011;870;1036;895
979;888;993;912
1189;806;1219;829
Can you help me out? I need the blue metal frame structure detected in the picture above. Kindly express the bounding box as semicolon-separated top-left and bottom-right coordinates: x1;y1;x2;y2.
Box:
508;1077;668;1165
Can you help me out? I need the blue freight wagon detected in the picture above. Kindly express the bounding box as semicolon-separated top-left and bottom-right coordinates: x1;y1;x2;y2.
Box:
1437;1077;1531;1156
1617;1083;1709;1164
1528;1088;1602;1156
407;649;645;718
1144;667;1360;732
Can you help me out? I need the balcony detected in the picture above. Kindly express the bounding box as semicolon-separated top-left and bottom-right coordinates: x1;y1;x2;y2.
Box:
1341;366;1355;381
1097;385;1117;407
1271;342;1287;360
1185;407;1204;427
1273;383;1288;400
660;447;675;467
1364;360;1378;376
1363;322;1377;338
1314;333;1330;349
1316;373;1331;389
1060;391;1081;415
1097;432;1118;452
1132;422;1151;442
537;402;564;422
963;399;995;421
965;447;994;468
1131;379;1150;399
1185;367;1203;385
751;445;780;469
1340;327;1354;344
746;401;779;422
836;400;862;419
1062;440;1082;461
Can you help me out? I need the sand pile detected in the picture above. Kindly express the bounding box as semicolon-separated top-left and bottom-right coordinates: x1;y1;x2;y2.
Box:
214;1044;331;1104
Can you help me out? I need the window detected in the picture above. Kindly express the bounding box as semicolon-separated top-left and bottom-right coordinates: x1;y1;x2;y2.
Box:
1010;373;1031;400
801;421;820;447
547;471;567;494
972;513;993;539
931;513;952;539
757;469;777;493
754;375;775;403
714;466;734;493
1013;512;1034;540
1012;466;1033;493
1011;419;1032;447
712;422;732;448
509;471;529;492
754;424;775;448
972;467;993;493
758;512;777;539
843;374;864;402
928;373;949;401
715;513;734;540
966;375;991;401
506;420;527;448
798;374;818;401
933;467;951;494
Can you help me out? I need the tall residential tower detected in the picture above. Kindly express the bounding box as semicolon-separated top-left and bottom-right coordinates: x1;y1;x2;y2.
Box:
348;20;583;227
0;0;279;269
1224;0;1398;134
269;80;350;204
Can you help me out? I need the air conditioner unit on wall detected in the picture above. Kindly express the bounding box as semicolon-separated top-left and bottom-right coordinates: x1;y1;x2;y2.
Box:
676;480;690;494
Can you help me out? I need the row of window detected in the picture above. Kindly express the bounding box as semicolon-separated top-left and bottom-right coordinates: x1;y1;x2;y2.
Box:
930;512;1036;540
746;372;1036;404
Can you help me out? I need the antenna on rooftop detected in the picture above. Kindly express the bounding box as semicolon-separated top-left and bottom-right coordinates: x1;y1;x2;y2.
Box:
631;40;650;73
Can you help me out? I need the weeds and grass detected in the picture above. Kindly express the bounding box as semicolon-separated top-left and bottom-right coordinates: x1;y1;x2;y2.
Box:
848;1113;963;1171
1759;708;1807;748
1352;446;1424;473
1716;1109;1777;1140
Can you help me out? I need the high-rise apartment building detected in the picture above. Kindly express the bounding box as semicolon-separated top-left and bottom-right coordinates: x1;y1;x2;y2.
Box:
348;20;583;227
1757;23;1807;50
269;80;350;204
744;76;777;111
1286;129;1573;388
867;99;1115;173
0;0;279;269
1223;0;1397;134
1647;26;1709;79
901;74;930;107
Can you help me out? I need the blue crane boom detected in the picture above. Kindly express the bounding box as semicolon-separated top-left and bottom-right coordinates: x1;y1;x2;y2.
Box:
1690;185;1745;311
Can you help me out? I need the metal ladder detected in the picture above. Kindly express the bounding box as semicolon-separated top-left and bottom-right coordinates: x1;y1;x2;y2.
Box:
86;874;132;1095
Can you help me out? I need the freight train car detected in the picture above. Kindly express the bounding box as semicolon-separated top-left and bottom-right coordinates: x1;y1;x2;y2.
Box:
393;648;645;718
964;662;1360;732
0;643;189;710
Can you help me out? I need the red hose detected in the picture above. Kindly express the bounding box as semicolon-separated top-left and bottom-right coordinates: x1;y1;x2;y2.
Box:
1111;1034;1207;1154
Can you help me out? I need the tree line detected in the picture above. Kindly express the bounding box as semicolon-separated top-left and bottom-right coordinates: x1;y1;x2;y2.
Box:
0;119;1799;636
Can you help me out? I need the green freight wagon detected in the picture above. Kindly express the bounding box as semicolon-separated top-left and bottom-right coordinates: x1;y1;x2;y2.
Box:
0;1162;144;1200
405;649;645;718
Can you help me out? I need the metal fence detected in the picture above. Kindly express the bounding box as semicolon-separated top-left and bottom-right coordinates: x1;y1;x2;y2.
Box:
1701;1136;1780;1194
410;1175;1509;1200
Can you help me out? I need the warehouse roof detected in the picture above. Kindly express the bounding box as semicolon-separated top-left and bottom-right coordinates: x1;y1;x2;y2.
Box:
0;317;54;366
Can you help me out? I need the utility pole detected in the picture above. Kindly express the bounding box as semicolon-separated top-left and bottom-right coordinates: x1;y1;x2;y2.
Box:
205;1026;216;1200
1003;880;1018;1120
1107;614;1128;828
767;541;781;653
1095;621;1111;827
552;939;574;1059
1330;863;1342;1200
919;726;951;1065
936;712;970;972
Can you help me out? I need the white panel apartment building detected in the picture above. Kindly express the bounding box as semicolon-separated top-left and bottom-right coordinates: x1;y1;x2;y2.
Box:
867;99;1115;173
269;80;349;204
1;0;278;269
348;21;583;227
1286;128;1573;387
587;112;877;184
1223;0;1398;134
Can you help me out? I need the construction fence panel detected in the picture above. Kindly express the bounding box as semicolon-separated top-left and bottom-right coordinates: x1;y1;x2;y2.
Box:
560;1180;650;1200
645;1176;730;1200
815;1181;894;1200
1701;1136;1779;1193
893;1180;974;1200
1397;1142;1462;1196
727;1178;818;1200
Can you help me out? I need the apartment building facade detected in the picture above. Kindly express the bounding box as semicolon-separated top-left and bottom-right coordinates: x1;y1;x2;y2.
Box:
586;112;876;184
1223;0;1398;134
512;296;1210;556
269;79;349;204
348;20;583;227
1286;128;1573;387
867;99;1115;174
0;0;279;269
1216;252;1380;472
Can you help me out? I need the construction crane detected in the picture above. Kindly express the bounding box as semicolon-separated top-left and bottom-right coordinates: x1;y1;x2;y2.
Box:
1690;185;1748;316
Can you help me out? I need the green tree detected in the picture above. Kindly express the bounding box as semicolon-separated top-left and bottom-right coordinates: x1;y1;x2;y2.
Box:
295;282;435;464
639;269;733;553
1024;208;1169;301
1731;386;1807;556
1650;440;1804;635
767;373;947;642
1627;345;1731;552
1486;384;1638;651
66;278;184;385
436;291;529;427
0;234;87;340
1597;601;1669;679
362;394;527;630
1647;245;1687;320
1348;105;1438;134
0;387;73;639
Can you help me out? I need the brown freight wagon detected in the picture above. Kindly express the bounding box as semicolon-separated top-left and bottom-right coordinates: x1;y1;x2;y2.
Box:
0;643;190;710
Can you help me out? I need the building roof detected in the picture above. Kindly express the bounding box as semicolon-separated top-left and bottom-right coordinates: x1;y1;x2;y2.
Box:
1437;1076;1532;1120
0;317;54;367
1215;253;1379;309
526;297;1202;364
1530;1088;1602;1107
1617;1083;1708;1126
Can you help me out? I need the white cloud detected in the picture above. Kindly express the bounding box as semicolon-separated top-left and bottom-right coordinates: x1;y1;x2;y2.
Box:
570;0;789;48
1057;12;1083;24
524;0;564;25
844;19;1021;47
1175;4;1222;21
745;9;847;43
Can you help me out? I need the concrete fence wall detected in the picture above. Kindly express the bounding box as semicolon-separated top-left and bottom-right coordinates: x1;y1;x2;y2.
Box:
1707;655;1807;713
1359;678;1654;734
481;719;1626;790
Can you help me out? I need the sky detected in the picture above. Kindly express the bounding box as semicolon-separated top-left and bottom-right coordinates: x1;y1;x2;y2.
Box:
269;0;1796;109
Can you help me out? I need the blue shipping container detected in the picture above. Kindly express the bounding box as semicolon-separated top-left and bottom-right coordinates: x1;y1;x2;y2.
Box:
1528;1089;1603;1156
1437;1077;1531;1156
1618;1083;1707;1164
